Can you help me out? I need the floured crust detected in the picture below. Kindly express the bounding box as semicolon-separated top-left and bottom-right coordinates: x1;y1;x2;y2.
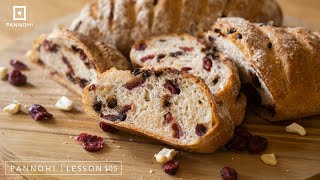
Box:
130;33;246;126
82;68;234;153
70;0;282;56
210;17;320;121
28;27;131;95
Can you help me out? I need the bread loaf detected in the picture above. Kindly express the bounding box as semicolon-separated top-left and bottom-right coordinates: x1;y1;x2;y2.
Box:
207;17;320;121
28;28;132;95
130;34;246;125
70;0;282;56
82;68;234;153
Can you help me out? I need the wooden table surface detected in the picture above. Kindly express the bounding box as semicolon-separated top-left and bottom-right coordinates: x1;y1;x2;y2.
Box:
0;0;320;180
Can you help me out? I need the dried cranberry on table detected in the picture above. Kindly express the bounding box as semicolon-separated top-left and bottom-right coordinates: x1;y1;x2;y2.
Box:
75;133;104;152
221;166;237;180
8;69;27;86
225;126;268;153
10;59;29;70
28;104;53;121
162;159;180;175
99;121;118;133
247;135;268;153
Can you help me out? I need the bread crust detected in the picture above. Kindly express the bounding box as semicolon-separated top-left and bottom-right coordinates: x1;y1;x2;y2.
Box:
82;68;234;153
211;18;320;121
70;0;282;56
28;28;131;95
129;33;246;126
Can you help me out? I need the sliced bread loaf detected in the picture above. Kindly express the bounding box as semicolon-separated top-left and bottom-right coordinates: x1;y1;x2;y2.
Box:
207;17;320;121
28;27;132;95
82;68;234;153
130;34;246;126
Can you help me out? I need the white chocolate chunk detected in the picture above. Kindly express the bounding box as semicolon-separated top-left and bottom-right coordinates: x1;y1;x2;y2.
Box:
154;148;176;164
3;103;21;114
0;67;8;79
286;123;306;136
55;96;73;111
261;153;277;166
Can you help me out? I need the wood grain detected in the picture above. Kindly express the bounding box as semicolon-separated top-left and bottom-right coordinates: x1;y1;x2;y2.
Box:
0;1;320;180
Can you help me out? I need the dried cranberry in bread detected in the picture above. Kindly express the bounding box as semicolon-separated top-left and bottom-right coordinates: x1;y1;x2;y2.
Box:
28;28;131;95
130;34;246;126
82;68;234;153
70;0;282;56
207;17;320;121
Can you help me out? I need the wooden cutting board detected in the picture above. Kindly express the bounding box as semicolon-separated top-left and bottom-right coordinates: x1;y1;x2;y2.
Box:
0;14;319;180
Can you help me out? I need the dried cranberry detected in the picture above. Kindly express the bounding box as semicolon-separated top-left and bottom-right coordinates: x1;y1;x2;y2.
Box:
93;101;102;112
28;104;53;121
78;78;89;88
124;77;146;90
214;28;221;33
171;123;182;138
156;54;166;62
236;34;242;39
169;51;184;57
203;57;212;71
162;95;171;108
181;67;192;72
75;133;104;152
89;84;96;91
100;113;119;121
8;69;27;86
154;70;163;77
43;40;58;53
118;113;127;121
142;70;151;79
179;47;194;52
135;41;147;51
120;105;132;114
208;36;216;42
213;76;220;85
221;167;237;180
10;59;28;70
247;135;268;153
99;121;118;133
132;68;142;76
107;98;117;109
195;124;207;136
79;49;87;60
141;55;155;62
225;135;248;151
62;56;74;74
164;79;180;95
227;28;237;34
163;160;179;175
164;112;173;124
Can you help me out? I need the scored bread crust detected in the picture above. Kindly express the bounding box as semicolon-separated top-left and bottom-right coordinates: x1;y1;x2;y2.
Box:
209;17;320;121
28;27;132;95
130;33;246;126
70;0;282;56
82;68;234;153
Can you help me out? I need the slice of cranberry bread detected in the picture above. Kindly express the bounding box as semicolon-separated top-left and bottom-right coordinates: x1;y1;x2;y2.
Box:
82;68;234;153
28;27;132;95
207;17;320;121
130;34;246;126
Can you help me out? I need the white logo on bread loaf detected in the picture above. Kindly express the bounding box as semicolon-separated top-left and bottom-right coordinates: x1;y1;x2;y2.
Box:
5;5;34;28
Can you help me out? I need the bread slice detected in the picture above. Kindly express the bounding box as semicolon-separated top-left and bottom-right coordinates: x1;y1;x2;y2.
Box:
82;68;234;153
70;0;282;56
130;34;246;126
207;17;320;121
28;27;132;95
